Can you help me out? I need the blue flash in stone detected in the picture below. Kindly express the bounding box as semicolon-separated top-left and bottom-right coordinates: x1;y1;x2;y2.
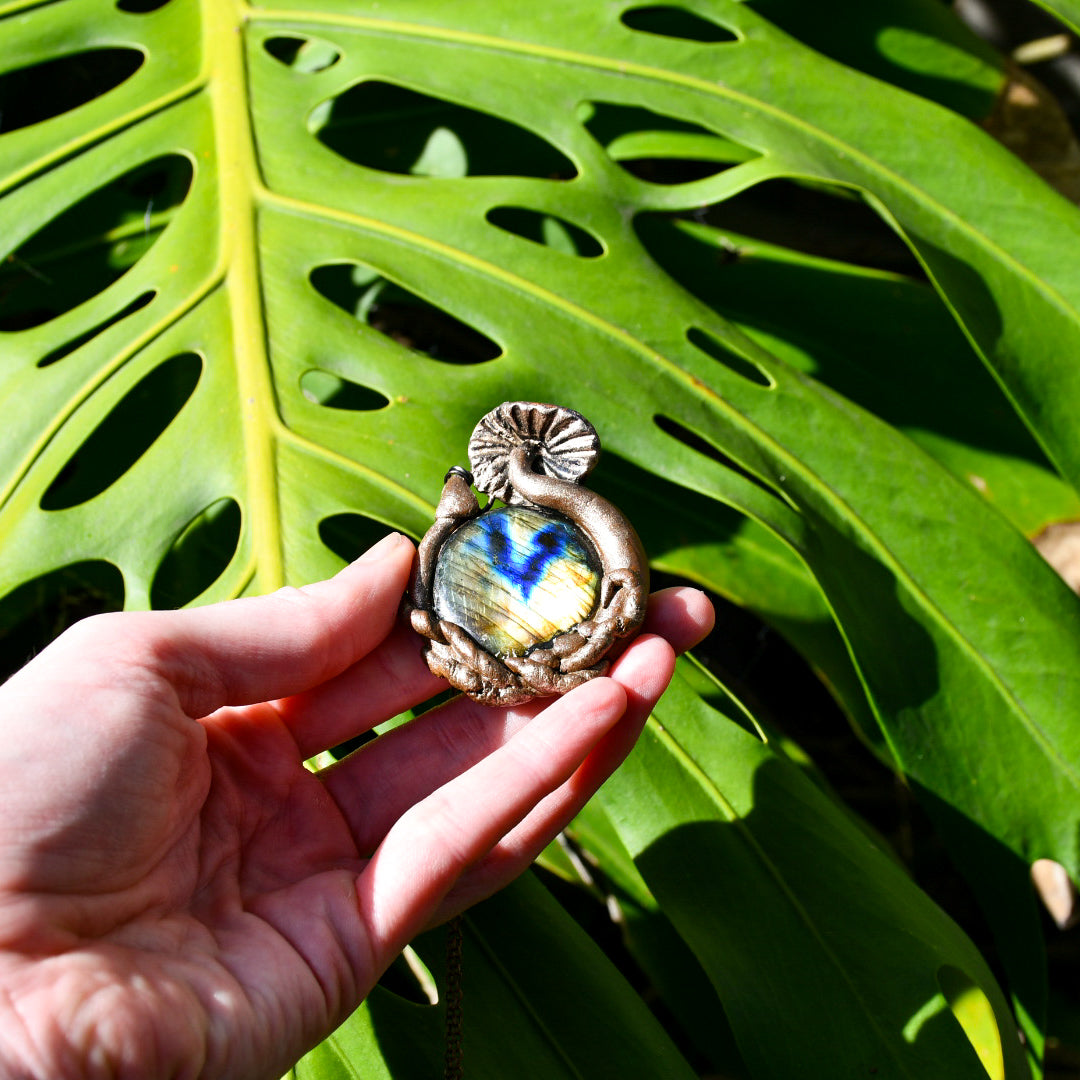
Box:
485;518;567;604
432;506;600;658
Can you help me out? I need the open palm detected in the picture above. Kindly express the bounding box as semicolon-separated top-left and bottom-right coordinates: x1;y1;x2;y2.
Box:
0;533;712;1079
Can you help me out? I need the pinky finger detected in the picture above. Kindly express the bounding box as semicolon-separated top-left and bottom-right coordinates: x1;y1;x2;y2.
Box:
425;633;676;920
355;675;629;969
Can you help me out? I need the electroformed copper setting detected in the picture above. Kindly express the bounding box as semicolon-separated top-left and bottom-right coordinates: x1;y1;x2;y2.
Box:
407;401;648;705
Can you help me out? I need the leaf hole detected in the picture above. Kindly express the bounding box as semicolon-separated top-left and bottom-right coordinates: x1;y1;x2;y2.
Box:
263;35;341;72
0;154;193;331
0;49;144;135
937;966;1005;1080
375;947;439;1006
300;369;389;411
310;262;501;364
688;178;924;276
125;166;179;202
0;560;124;682
580;101;759;185
116;0;172;11
486;206;604;257
37;291;156;368
41;351;203;511
620;5;737;42
325;727;377;761
319;512;396;565
687;326;773;388
654;414;778;497
312;80;577;179
150;497;242;609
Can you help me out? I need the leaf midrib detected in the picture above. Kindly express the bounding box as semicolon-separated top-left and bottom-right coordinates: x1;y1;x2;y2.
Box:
206;0;283;588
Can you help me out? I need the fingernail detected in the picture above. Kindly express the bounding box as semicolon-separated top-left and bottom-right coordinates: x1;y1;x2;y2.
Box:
357;532;407;564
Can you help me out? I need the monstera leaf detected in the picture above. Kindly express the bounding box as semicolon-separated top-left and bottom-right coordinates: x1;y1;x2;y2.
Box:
599;668;1030;1080
5;0;1080;1076
1026;0;1080;33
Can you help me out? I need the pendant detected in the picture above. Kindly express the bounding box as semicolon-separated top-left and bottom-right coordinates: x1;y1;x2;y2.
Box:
407;401;649;705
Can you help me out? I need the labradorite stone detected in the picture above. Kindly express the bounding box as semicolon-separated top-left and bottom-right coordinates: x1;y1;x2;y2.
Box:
433;506;600;658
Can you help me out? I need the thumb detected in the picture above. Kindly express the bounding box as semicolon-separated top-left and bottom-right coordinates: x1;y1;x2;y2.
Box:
23;533;416;718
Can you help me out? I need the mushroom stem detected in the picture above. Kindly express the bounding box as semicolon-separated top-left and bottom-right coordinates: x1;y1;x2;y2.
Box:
507;444;648;592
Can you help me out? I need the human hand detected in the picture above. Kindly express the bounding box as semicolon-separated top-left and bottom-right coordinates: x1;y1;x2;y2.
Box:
0;533;713;1079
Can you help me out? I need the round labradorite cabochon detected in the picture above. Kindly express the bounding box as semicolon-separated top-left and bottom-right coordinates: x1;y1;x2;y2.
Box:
432;505;601;658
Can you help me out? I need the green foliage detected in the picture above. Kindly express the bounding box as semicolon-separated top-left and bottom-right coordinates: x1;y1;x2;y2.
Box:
3;0;1080;1076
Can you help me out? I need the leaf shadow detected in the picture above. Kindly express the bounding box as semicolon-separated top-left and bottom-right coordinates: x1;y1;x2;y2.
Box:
635;214;1043;470
801;511;941;716
912;778;1048;1071
633;770;1024;1078
746;0;999;120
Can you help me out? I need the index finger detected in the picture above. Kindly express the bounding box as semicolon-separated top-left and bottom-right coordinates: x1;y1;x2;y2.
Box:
279;583;714;759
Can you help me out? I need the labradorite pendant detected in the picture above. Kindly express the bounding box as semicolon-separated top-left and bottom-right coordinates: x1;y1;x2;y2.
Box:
433;505;602;659
407;401;648;706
